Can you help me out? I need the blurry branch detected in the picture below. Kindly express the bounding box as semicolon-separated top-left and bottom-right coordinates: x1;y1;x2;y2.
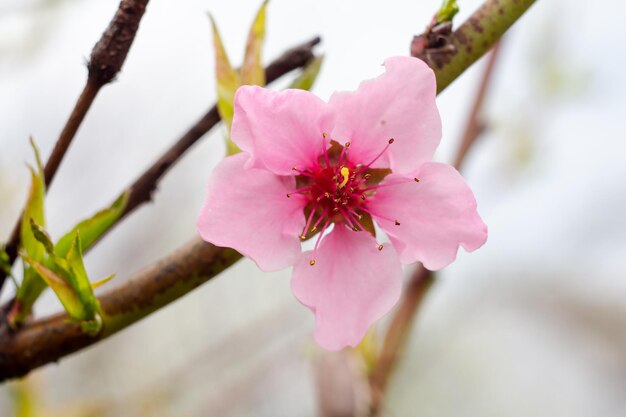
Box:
453;42;501;170
0;0;151;294
369;9;511;415
368;268;433;415
0;0;529;382
115;37;321;231
0;37;320;381
0;37;320;310
0;238;241;381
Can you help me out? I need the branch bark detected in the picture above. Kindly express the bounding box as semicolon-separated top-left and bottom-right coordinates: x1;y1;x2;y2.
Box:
118;37;321;227
413;0;535;93
0;37;320;381
0;0;534;382
0;239;240;381
0;0;151;294
0;36;320;305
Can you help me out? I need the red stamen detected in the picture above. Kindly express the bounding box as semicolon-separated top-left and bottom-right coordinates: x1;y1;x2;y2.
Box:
300;201;320;240
310;218;331;266
355;138;394;174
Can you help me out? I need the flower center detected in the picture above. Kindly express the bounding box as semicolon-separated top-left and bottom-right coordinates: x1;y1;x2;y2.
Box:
288;134;410;266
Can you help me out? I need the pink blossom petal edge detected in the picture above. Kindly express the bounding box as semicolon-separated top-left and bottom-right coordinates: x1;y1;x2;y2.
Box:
291;226;403;350
367;162;488;270
231;86;332;175
329;56;441;175
196;152;306;272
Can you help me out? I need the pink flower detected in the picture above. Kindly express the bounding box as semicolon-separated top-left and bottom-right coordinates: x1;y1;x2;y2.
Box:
197;56;487;350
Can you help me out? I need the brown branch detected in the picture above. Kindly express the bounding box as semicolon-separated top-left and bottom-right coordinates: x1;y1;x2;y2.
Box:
369;267;433;415
119;37;321;226
0;38;320;380
368;34;505;417
0;36;320;303
0;0;151;294
0;0;526;383
453;42;501;170
0;238;240;381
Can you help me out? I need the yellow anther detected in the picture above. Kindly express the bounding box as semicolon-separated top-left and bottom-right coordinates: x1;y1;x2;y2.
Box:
310;259;316;266
339;167;350;188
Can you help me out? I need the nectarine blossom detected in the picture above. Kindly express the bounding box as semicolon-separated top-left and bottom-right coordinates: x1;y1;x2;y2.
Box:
197;56;487;350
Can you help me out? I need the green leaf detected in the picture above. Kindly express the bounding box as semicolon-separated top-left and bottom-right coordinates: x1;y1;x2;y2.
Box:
54;191;129;257
289;55;324;91
20;140;46;264
29;219;54;254
13;139;48;325
20;252;86;320
435;0;459;23
64;233;100;319
209;13;241;132
0;245;12;278
91;273;115;289
240;0;268;86
0;244;18;288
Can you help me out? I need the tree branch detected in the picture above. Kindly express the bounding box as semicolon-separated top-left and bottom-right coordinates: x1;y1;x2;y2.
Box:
0;0;533;382
0;239;240;381
0;36;320;304
413;0;534;93
369;3;516;412
118;37;321;227
0;37;320;381
453;42;501;170
0;0;151;294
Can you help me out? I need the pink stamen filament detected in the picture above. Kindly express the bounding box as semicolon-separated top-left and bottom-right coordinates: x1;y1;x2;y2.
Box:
300;201;320;239
359;205;399;225
287;186;313;197
338;208;358;231
292;167;315;178
310;217;331;266
355;138;394;174
311;207;330;232
360;180;408;193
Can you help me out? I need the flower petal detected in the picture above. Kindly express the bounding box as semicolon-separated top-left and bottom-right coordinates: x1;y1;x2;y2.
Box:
329;56;441;174
231;85;332;175
367;162;487;270
197;153;305;271
291;226;403;350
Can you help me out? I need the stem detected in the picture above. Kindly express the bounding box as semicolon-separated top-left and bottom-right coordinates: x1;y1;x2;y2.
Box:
0;0;535;382
0;37;320;301
116;38;321;230
369;268;433;415
369;1;523;412
417;0;536;93
0;0;151;294
0;239;241;381
453;42;501;170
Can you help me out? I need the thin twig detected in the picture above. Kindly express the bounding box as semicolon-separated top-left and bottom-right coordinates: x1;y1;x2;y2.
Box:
0;36;320;301
369;268;433;415
413;0;535;93
0;38;321;380
0;239;241;381
453;42;501;170
117;37;321;228
368;30;507;417
0;0;151;294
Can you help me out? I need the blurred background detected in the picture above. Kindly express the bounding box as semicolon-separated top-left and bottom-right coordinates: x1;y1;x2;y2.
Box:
1;0;625;415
